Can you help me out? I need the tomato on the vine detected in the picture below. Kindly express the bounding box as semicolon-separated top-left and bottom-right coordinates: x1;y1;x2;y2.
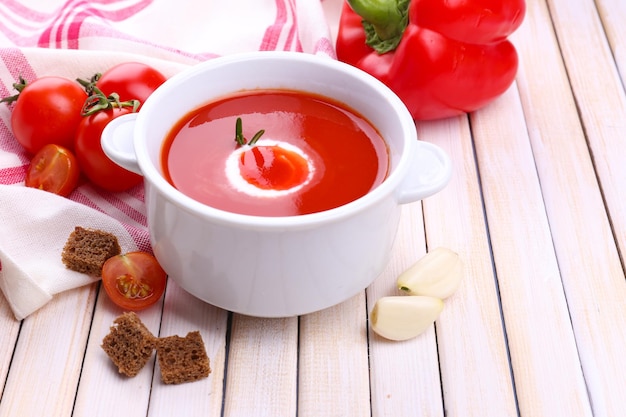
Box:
25;143;80;196
74;106;142;192
101;251;167;311
2;76;86;154
96;62;167;106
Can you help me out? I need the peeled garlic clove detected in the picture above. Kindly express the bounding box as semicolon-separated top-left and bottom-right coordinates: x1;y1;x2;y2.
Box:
397;247;463;299
370;295;444;341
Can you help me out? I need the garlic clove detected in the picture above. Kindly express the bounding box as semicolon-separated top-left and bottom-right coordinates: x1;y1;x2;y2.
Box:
397;247;463;299
370;295;444;341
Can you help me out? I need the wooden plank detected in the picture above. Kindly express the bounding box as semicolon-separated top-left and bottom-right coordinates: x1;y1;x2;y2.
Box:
72;286;162;417
148;280;229;416
418;117;519;416
471;83;592;416
512;0;626;414
223;315;298;416
366;204;445;417
596;0;626;78
298;294;370;417
548;0;626;252
0;295;20;400
73;271;228;417
0;286;96;417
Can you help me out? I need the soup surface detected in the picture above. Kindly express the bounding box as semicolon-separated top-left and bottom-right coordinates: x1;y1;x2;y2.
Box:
161;89;389;216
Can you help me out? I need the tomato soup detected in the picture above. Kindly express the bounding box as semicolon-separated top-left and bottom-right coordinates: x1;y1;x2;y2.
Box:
161;90;389;216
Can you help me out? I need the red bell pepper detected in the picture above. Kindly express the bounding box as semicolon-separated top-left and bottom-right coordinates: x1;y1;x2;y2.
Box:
336;0;526;120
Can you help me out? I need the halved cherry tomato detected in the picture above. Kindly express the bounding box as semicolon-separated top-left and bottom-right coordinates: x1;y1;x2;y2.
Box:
74;106;142;192
96;62;167;106
101;251;167;311
25;143;80;196
2;76;86;154
239;145;309;190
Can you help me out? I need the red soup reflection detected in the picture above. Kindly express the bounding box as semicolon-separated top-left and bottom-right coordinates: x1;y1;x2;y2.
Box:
161;89;389;216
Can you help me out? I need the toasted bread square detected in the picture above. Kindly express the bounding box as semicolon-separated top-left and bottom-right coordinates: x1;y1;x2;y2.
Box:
101;312;157;377
62;226;121;276
156;331;211;384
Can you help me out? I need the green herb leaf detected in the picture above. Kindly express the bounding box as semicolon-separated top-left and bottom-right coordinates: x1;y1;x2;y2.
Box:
235;117;245;146
248;129;265;146
234;117;265;147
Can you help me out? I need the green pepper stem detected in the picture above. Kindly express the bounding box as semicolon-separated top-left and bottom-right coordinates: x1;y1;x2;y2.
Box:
347;0;409;53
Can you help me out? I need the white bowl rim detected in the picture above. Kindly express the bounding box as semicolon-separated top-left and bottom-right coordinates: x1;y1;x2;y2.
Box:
133;51;417;229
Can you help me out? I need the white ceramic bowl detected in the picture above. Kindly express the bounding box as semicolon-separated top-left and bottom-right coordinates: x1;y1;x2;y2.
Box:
101;51;452;317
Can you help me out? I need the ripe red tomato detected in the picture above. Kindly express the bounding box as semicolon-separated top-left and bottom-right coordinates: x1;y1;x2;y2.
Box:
25;144;80;196
7;76;86;154
74;107;142;192
96;62;166;106
101;251;167;311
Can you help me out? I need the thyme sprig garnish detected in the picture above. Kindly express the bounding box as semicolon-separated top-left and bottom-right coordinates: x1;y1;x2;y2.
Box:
234;117;265;147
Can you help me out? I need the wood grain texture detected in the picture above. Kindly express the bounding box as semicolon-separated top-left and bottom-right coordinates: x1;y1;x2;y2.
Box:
513;0;626;414
366;204;445;417
149;280;228;416
72;286;163;417
419;117;519;417
299;294;370;417
0;298;20;401
472;84;593;416
549;0;626;251
2;0;626;416
596;0;626;78
223;314;298;417
0;285;96;417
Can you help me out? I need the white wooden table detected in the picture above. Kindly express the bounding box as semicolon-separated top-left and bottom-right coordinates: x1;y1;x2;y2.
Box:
2;0;626;415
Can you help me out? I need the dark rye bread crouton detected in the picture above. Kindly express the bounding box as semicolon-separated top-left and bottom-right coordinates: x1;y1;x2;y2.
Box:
62;226;121;276
156;331;211;384
101;312;157;377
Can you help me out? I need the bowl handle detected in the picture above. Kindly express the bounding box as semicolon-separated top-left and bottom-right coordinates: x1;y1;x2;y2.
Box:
100;113;142;175
396;141;452;204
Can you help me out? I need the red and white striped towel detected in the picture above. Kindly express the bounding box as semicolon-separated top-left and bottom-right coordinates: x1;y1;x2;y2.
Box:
0;0;338;320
